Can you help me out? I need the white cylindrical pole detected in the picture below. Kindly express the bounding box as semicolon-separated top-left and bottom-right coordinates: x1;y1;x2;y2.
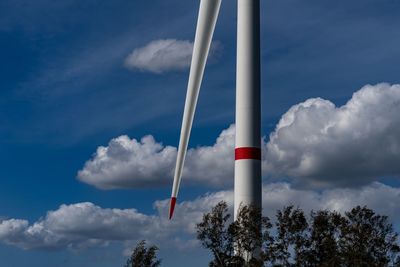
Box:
234;0;261;220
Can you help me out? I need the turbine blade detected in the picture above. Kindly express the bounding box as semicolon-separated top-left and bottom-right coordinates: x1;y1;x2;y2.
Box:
169;0;222;219
169;197;177;220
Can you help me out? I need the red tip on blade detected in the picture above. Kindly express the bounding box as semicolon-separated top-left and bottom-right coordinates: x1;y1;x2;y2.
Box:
169;197;177;220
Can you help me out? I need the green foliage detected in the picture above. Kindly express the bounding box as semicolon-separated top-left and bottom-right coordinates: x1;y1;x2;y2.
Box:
196;203;400;267
124;240;161;267
230;204;273;266
340;206;400;266
125;204;400;267
196;201;243;267
307;210;345;266
267;206;309;266
196;201;272;267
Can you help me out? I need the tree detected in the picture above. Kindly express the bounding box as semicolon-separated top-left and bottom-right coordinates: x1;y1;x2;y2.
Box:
196;201;239;266
307;210;345;267
339;206;400;267
126;203;400;266
267;205;309;266
196;202;400;267
196;201;272;267
124;240;161;267
230;204;273;267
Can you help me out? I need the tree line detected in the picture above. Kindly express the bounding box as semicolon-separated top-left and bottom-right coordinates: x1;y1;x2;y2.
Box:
125;202;400;267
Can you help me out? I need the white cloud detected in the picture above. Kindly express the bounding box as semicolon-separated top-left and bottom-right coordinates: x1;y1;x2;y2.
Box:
0;190;231;251
264;83;400;188
124;39;221;73
77;125;235;189
77;135;177;189
261;182;400;224
1;182;400;251
78;83;400;190
0;203;153;250
183;125;234;186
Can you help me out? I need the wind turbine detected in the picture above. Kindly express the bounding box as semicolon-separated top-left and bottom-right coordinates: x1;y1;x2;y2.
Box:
169;0;261;222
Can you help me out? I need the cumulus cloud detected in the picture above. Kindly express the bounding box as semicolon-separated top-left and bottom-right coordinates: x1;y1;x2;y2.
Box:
1;182;400;251
124;39;221;73
261;182;400;223
77;135;177;189
0;191;231;251
77;125;235;189
78;83;400;190
264;83;400;188
0;203;153;250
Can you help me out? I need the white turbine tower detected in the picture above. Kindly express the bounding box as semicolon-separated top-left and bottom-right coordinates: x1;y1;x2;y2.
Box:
169;0;261;223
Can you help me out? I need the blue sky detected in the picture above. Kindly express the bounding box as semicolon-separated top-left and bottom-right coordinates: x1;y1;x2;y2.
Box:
1;0;400;266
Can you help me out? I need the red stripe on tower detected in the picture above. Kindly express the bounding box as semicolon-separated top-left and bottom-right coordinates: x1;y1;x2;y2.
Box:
235;147;261;160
